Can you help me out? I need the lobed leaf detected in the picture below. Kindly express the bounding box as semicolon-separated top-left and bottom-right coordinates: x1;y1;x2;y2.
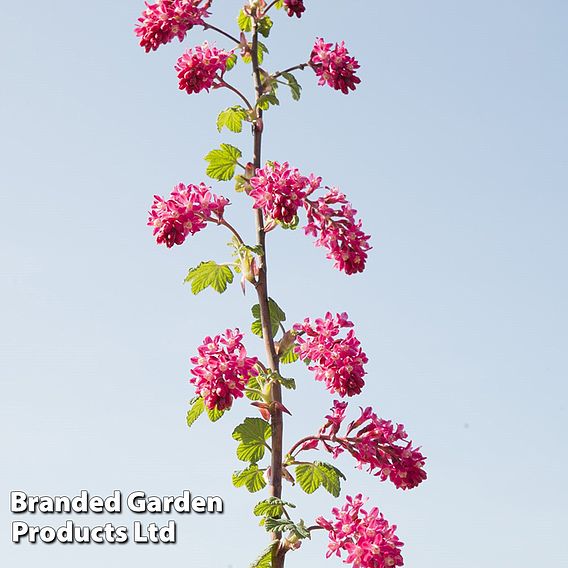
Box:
184;261;234;294
233;417;272;464
186;396;205;430
249;543;276;568
206;406;225;422
253;497;296;518
204;143;242;181
295;461;346;497
251;298;286;338
281;72;302;101
233;464;267;493
217;106;249;133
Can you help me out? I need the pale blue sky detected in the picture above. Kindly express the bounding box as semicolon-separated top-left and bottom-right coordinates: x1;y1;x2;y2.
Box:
1;1;567;567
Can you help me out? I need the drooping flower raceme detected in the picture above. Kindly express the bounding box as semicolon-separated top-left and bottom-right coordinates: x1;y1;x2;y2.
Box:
317;494;404;568
302;402;427;490
190;329;258;411
148;182;229;247
305;188;371;275
310;38;361;94
283;0;306;18
249;162;321;224
293;312;368;397
135;0;211;52
175;42;231;94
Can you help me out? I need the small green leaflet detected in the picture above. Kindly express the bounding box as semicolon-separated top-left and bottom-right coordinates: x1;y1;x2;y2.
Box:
245;374;263;401
217;106;249;133
235;174;248;193
276;374;296;390
274;0;284;8
237;9;252;32
206;406;225;422
264;518;311;540
257;16;273;38
184;261;234;294
249;543;276;568
242;41;269;65
253;497;296;519
257;92;279;110
281;72;302;101
280;348;299;365
186;397;205;430
232;418;271;464
295;462;346;497
204;143;242;181
251;298;286;338
226;53;237;71
233;464;267;493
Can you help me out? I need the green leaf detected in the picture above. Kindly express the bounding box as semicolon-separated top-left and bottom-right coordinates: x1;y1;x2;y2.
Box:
238;9;253;32
243;41;269;65
233;464;267;493
280;348;299;364
226;53;238;71
249;543;276;568
264;517;295;533
204;143;242;181
184;261;234;294
233;418;271;464
264;518;311;540
279;214;300;230
186;397;205;430
257;93;280;110
245;374;263;401
217;106;248;133
281;72;302;101
258;16;273;38
235;174;248;193
206;406;225;422
276;374;296;390
295;462;346;497
251;298;286;338
254;497;296;518
274;0;284;8
318;462;346;497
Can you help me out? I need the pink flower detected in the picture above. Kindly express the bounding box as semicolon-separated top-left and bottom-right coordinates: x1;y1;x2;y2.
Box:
307;402;427;490
190;329;258;411
317;494;404;568
175;42;231;94
249;162;321;224
310;38;361;94
293;312;368;397
305;188;371;275
135;0;211;53
283;0;305;18
148;182;228;247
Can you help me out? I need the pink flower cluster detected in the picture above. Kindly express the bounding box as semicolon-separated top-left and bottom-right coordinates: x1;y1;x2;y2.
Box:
313;402;427;490
305;188;371;275
148;182;228;247
135;0;211;52
316;494;404;568
190;329;258;411
310;38;361;94
293;313;368;397
249;162;320;224
249;162;370;274
283;0;305;18
175;42;230;94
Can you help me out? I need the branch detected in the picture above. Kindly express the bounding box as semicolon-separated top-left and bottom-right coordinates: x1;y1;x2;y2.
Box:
217;78;254;111
203;23;241;45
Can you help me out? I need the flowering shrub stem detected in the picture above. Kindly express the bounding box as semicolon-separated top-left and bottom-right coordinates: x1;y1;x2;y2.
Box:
250;19;286;566
138;3;425;566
